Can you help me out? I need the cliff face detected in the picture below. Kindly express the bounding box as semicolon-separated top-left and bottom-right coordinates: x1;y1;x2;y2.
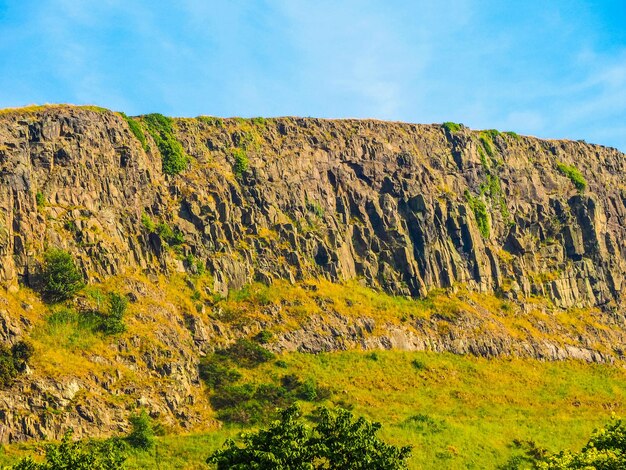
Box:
0;106;624;308
0;106;625;443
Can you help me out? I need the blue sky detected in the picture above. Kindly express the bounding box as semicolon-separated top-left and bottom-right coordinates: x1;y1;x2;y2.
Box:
0;0;625;150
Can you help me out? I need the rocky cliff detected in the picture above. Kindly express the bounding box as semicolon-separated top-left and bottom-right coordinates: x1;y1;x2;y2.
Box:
1;106;624;307
0;105;625;442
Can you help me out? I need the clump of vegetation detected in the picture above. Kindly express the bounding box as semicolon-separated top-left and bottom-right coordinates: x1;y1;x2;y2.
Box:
156;222;185;246
479;133;496;158
442;122;462;133
480;174;511;225
220;338;275;368
465;191;490;238
120;112;148;151
140;213;185;246
253;329;273;344
184;253;206;275
99;292;128;335
199;355;242;390
42;291;128;349
41;248;85;303
306;199;325;218
207;405;412;469
557;162;587;193
197;116;225;127
505;131;521;140
231;148;248;177
126;409;155;451
10;429;127;470
0;340;34;388
504;418;626;469
140;212;156;232
35;191;45;208
200;340;330;424
142;113;188;175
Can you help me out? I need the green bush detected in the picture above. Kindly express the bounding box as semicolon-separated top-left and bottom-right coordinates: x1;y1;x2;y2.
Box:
207;405;412;469
156;222;184;246
142;113;188;175
41;249;85;303
557;162;587;192
141;212;156;232
220;339;275;368
504;418;626;469
231;148;249;177
201;341;330;425
120;112;148;151
199;356;242;389
505;131;520;140
442;122;462;133
253;330;273;344
10;429;127;470
0;340;33;388
99;293;127;335
126;409;155;451
35;191;45;208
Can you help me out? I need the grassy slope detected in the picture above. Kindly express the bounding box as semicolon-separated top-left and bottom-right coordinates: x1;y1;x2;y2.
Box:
3;351;622;469
0;275;624;469
128;350;626;469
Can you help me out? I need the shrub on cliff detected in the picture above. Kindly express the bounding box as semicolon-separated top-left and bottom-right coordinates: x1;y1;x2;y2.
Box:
142;113;188;175
207;405;412;469
99;292;128;335
442;122;462;133
556;162;587;193
41;249;85;303
0;340;34;388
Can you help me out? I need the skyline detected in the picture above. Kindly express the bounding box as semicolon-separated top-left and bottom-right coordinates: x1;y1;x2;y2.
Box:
0;1;625;150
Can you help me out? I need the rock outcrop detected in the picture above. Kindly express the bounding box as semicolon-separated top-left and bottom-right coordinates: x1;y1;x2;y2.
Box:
0;106;624;309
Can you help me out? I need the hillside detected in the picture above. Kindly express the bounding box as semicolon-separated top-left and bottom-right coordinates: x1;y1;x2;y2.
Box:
0;105;625;452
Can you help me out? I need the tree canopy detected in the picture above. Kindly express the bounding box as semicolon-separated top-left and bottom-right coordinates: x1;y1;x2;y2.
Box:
207;405;412;469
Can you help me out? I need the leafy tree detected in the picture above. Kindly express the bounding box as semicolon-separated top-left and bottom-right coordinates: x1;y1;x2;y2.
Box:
41;249;85;303
126;409;155;450
10;430;126;469
536;419;626;469
503;419;626;469
207;406;412;469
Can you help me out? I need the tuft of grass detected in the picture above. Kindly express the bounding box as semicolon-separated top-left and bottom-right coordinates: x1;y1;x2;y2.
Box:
556;162;587;192
442;122;462;133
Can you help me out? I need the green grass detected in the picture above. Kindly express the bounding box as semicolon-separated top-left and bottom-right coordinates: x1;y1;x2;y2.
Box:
442;122;462;133
120;112;148;151
0;351;624;469
556;162;587;192
142;113;188;175
465;190;490;238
